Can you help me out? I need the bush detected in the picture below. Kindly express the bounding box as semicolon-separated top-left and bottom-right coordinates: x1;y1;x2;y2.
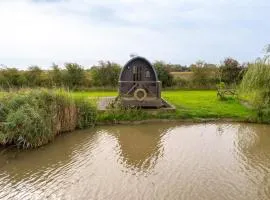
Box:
63;63;86;89
0;91;56;148
153;61;174;87
0;68;27;88
190;63;219;89
220;58;245;85
240;62;270;121
91;61;121;87
173;77;189;88
0;89;97;148
75;98;97;128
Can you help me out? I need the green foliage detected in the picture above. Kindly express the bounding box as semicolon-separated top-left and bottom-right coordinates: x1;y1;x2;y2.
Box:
0;58;247;90
0;90;56;148
49;64;63;87
240;62;270;121
0;68;27;88
217;82;226;90
98;107;149;122
0;89;256;148
153;61;174;87
173;77;189;88
91;61;121;87
220;58;245;85
4;104;53;148
190;62;219;89
0;89;97;149
25;66;44;87
75;98;97;128
63;63;86;89
161;64;190;72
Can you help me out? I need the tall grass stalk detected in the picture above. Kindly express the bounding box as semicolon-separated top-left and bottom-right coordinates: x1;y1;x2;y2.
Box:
239;62;270;121
0;89;97;149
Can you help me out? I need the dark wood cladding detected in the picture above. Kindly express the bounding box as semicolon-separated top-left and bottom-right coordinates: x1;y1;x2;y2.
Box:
119;56;162;107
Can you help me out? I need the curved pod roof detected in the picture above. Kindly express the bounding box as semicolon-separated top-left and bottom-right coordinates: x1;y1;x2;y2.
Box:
119;56;159;82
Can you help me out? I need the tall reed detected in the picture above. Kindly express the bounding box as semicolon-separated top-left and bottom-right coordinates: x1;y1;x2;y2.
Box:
0;89;97;149
239;62;270;121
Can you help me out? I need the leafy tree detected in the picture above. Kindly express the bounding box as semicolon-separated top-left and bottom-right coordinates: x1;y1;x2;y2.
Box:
153;61;174;87
25;66;43;87
0;68;27;88
49;63;63;87
220;58;244;85
164;64;190;72
190;61;219;88
63;63;85;89
91;61;121;87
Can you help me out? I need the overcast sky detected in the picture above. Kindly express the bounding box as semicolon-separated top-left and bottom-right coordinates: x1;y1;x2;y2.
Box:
0;0;269;68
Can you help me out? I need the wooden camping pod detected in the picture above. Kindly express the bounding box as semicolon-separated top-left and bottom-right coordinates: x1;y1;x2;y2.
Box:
119;56;163;108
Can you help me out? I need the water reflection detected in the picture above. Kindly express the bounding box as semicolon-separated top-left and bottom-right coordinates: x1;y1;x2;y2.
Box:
234;124;270;198
103;123;168;173
0;129;100;199
0;122;270;200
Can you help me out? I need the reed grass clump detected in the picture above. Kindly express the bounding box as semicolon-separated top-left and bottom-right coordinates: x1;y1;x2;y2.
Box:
239;62;270;122
75;98;97;128
0;89;97;149
97;98;150;122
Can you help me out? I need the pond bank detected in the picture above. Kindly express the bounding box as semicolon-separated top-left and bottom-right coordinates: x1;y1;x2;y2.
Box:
96;117;257;126
0;89;263;149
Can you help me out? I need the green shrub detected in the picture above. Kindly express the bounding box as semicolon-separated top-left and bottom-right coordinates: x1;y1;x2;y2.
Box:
98;104;149;122
0;90;55;148
75;98;97;129
3;104;53;148
183;62;220;89
173;78;189;88
0;89;97;148
91;61;121;87
220;58;245;85
153;61;174;87
240;62;270;122
63;63;86;89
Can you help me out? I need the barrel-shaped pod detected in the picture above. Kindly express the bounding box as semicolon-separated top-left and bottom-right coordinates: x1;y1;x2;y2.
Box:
119;57;160;98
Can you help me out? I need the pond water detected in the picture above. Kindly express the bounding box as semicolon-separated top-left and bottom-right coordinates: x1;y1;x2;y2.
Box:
0;122;270;200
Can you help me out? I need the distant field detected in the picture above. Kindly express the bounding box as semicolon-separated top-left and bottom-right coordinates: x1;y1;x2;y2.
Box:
170;72;193;80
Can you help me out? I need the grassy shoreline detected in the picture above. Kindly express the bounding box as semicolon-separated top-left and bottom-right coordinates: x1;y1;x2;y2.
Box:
0;89;258;149
72;90;256;121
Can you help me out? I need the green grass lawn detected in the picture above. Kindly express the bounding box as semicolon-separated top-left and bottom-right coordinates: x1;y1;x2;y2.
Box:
72;90;255;120
163;90;254;119
1;90;255;120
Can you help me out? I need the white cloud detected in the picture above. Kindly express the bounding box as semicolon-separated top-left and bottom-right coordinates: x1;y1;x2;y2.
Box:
0;0;269;68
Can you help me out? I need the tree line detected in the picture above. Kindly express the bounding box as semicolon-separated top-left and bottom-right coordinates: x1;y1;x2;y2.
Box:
0;58;245;90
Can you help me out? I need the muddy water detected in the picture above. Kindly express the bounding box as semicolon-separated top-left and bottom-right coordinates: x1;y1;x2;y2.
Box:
0;123;270;200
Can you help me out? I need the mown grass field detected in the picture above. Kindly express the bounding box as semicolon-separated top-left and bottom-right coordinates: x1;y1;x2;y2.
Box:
1;90;255;120
72;90;255;120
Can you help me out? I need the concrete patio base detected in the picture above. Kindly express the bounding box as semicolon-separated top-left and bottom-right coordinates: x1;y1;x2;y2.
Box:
97;96;176;113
